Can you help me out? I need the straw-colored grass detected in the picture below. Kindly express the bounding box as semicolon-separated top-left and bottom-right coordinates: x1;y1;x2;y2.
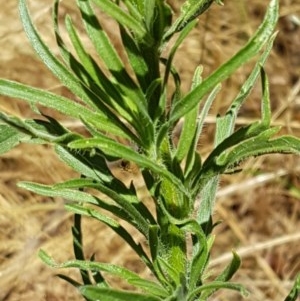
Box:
0;1;299;300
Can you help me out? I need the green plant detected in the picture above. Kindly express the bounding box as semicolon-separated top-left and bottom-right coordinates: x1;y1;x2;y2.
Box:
0;0;299;300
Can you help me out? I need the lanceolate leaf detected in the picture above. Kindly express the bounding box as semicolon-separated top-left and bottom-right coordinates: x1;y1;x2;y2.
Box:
45;177;150;236
68;137;190;199
215;34;276;144
0;125;26;154
0;80;136;141
187;281;249;300
55;146;114;183
77;0;155;148
215;251;241;282
119;25;149;91
0;112;77;144
39;250;167;298
0;80;89;119
53;2;137;127
65;203;153;271
91;0;149;42
168;0;278;126
80;286;162;301
19;0;100;109
176;83;221;165
164;0;222;40
217;135;300;169
17;181;100;204
163;19;197;90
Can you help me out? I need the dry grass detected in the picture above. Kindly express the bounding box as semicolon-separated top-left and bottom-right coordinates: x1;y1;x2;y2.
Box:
0;1;300;300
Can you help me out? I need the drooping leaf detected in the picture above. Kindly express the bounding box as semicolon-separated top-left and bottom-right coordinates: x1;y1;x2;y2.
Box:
39;250;167;298
51;178;150;236
65;203;153;272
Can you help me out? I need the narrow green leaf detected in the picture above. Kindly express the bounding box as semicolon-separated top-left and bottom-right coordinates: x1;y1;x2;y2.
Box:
51;177;150;237
64;15;144;128
148;227;172;289
0;125;26;154
163;19;197;90
156;256;181;287
52;179;140;233
123;0;144;23
187;281;249;301
19;0;102;109
163;0;222;41
91;0;149;41
148;225;159;265
217;33;277;141
80;286;162;301
119;25;149;91
180;220;209;290
18;181;100;204
55;145;114;183
54;0;131;121
175;66;203;164
72;213;92;285
168;0;279;125
0;80;134;140
82;116;140;144
53;1;145;143
77;0;124;73
65;203;153;272
200;251;241;299
68;137;190;199
260;67;271;126
196;175;219;226
77;0;154;148
39;250;165;298
144;0;157;34
284;274;300;301
176;0;223;30
146;0;172;43
176;83;220;164
215;251;241;281
0;112;77;144
217;134;300;169
0;80;85;119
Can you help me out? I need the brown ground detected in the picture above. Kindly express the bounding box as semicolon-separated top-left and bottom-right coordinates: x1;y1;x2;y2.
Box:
0;1;300;300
